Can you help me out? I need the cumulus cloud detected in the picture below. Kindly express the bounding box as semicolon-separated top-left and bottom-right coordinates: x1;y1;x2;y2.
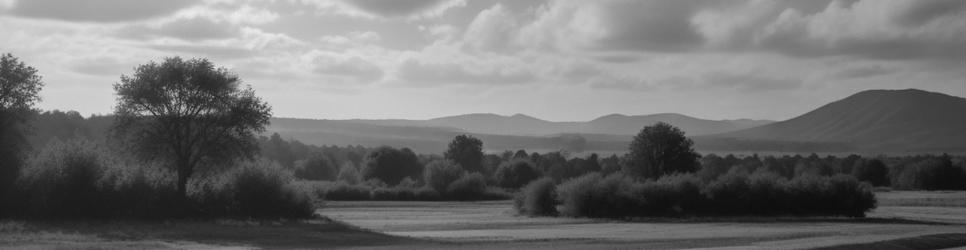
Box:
339;0;465;19
8;0;195;22
119;17;239;41
395;58;535;86
703;71;802;91
312;53;385;84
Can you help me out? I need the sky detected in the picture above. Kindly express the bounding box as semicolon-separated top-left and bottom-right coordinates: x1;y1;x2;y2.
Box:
1;0;965;122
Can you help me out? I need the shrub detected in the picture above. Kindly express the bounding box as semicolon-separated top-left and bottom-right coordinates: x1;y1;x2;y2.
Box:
851;159;889;187
556;173;646;218
336;163;362;184
445;172;487;201
362;146;423;186
514;177;557;216
424;160;464;193
638;174;704;215
225;160;315;218
414;187;441;201
17;139;113;218
894;158;963;190
323;181;372;201
294;152;338;181
495;159;541;189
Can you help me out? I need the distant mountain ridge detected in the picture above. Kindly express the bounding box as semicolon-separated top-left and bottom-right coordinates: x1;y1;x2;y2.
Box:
267;113;772;153
334;112;771;137
709;89;966;152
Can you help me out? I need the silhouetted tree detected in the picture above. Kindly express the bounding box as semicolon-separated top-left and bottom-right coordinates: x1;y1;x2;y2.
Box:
444;135;484;173
852;159;889;186
362;146;423;186
113;57;272;200
495;159;541;189
0;53;44;216
624;122;699;179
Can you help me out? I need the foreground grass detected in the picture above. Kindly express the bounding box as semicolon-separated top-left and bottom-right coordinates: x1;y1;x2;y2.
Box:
0;218;424;249
812;233;966;250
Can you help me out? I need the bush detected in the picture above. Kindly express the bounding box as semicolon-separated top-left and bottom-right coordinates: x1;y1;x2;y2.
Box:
323;181;372;201
549;170;876;218
424;160;464;193
495;159;541;189
336;163;362;184
362;146;423;186
851;159;889;187
17;139;115;218
893;158;963;190
224;160;315;218
445;172;488;201
514;177;557;216
294;152;338;181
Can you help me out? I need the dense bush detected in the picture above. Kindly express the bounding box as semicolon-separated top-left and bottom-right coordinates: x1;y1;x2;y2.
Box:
222;160;315;218
424;160;464;193
12;139;316;219
294;152;338;181
445;172;488;200
893;157;964;190
524;170;877;218
514;177;557;216
495;159;541;189
851;159;889;187
362;146;423;186
336;163;362;184
322;181;372;201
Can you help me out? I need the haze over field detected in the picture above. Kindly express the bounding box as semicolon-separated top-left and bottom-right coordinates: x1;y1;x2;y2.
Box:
267;89;966;154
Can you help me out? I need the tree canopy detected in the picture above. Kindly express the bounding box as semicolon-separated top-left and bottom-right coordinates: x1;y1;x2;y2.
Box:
113;57;272;199
624;122;700;179
0;53;44;216
362;146;423;186
444;135;484;173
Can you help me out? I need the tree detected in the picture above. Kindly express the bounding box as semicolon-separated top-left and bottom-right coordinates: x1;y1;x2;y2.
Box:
362;146;423;186
851;159;889;187
423;160;464;193
113;57;272;200
294;152;337;181
0;53;44;215
495;159;541;189
444;135;484;173
624;122;699;179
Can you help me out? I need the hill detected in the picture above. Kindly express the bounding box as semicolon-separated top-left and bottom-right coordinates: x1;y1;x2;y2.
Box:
707;89;966;152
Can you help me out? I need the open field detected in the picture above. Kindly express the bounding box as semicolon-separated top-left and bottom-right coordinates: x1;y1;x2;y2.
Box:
3;191;966;249
320;191;966;249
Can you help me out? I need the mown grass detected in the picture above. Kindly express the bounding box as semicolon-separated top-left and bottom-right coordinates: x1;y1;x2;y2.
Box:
812;233;966;250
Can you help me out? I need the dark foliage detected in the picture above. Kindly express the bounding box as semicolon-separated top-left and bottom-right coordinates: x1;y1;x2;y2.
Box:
444;135;484;173
624;122;700;179
445;172;488;200
0;53;44;216
113;57;272;199
495;159;541;189
851;159;890;187
362;146;423;186
294;152;338;181
423;159;464;193
514;177;557;216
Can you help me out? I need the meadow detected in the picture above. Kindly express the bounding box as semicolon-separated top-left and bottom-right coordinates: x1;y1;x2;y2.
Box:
3;191;966;249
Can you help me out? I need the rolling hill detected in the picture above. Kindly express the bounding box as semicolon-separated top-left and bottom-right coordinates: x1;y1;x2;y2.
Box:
266;113;771;153
707;89;966;152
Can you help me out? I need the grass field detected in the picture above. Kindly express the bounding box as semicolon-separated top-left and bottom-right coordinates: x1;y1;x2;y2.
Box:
3;191;966;249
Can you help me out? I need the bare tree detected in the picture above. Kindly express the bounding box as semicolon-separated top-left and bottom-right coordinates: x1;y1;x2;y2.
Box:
113;57;271;200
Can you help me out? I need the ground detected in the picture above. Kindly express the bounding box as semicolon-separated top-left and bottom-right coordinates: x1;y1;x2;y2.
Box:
3;191;966;249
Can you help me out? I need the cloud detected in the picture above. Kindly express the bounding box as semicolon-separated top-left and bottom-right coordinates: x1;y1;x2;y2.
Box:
395;58;535;86
703;71;801;91
824;64;896;80
339;0;465;19
462;4;517;52
9;0;195;22
119;17;239;42
312;53;384;83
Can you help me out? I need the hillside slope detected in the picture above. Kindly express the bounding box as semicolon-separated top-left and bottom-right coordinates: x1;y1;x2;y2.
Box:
715;89;966;152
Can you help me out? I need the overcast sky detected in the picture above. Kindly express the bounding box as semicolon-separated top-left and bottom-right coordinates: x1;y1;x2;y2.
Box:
1;0;965;121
